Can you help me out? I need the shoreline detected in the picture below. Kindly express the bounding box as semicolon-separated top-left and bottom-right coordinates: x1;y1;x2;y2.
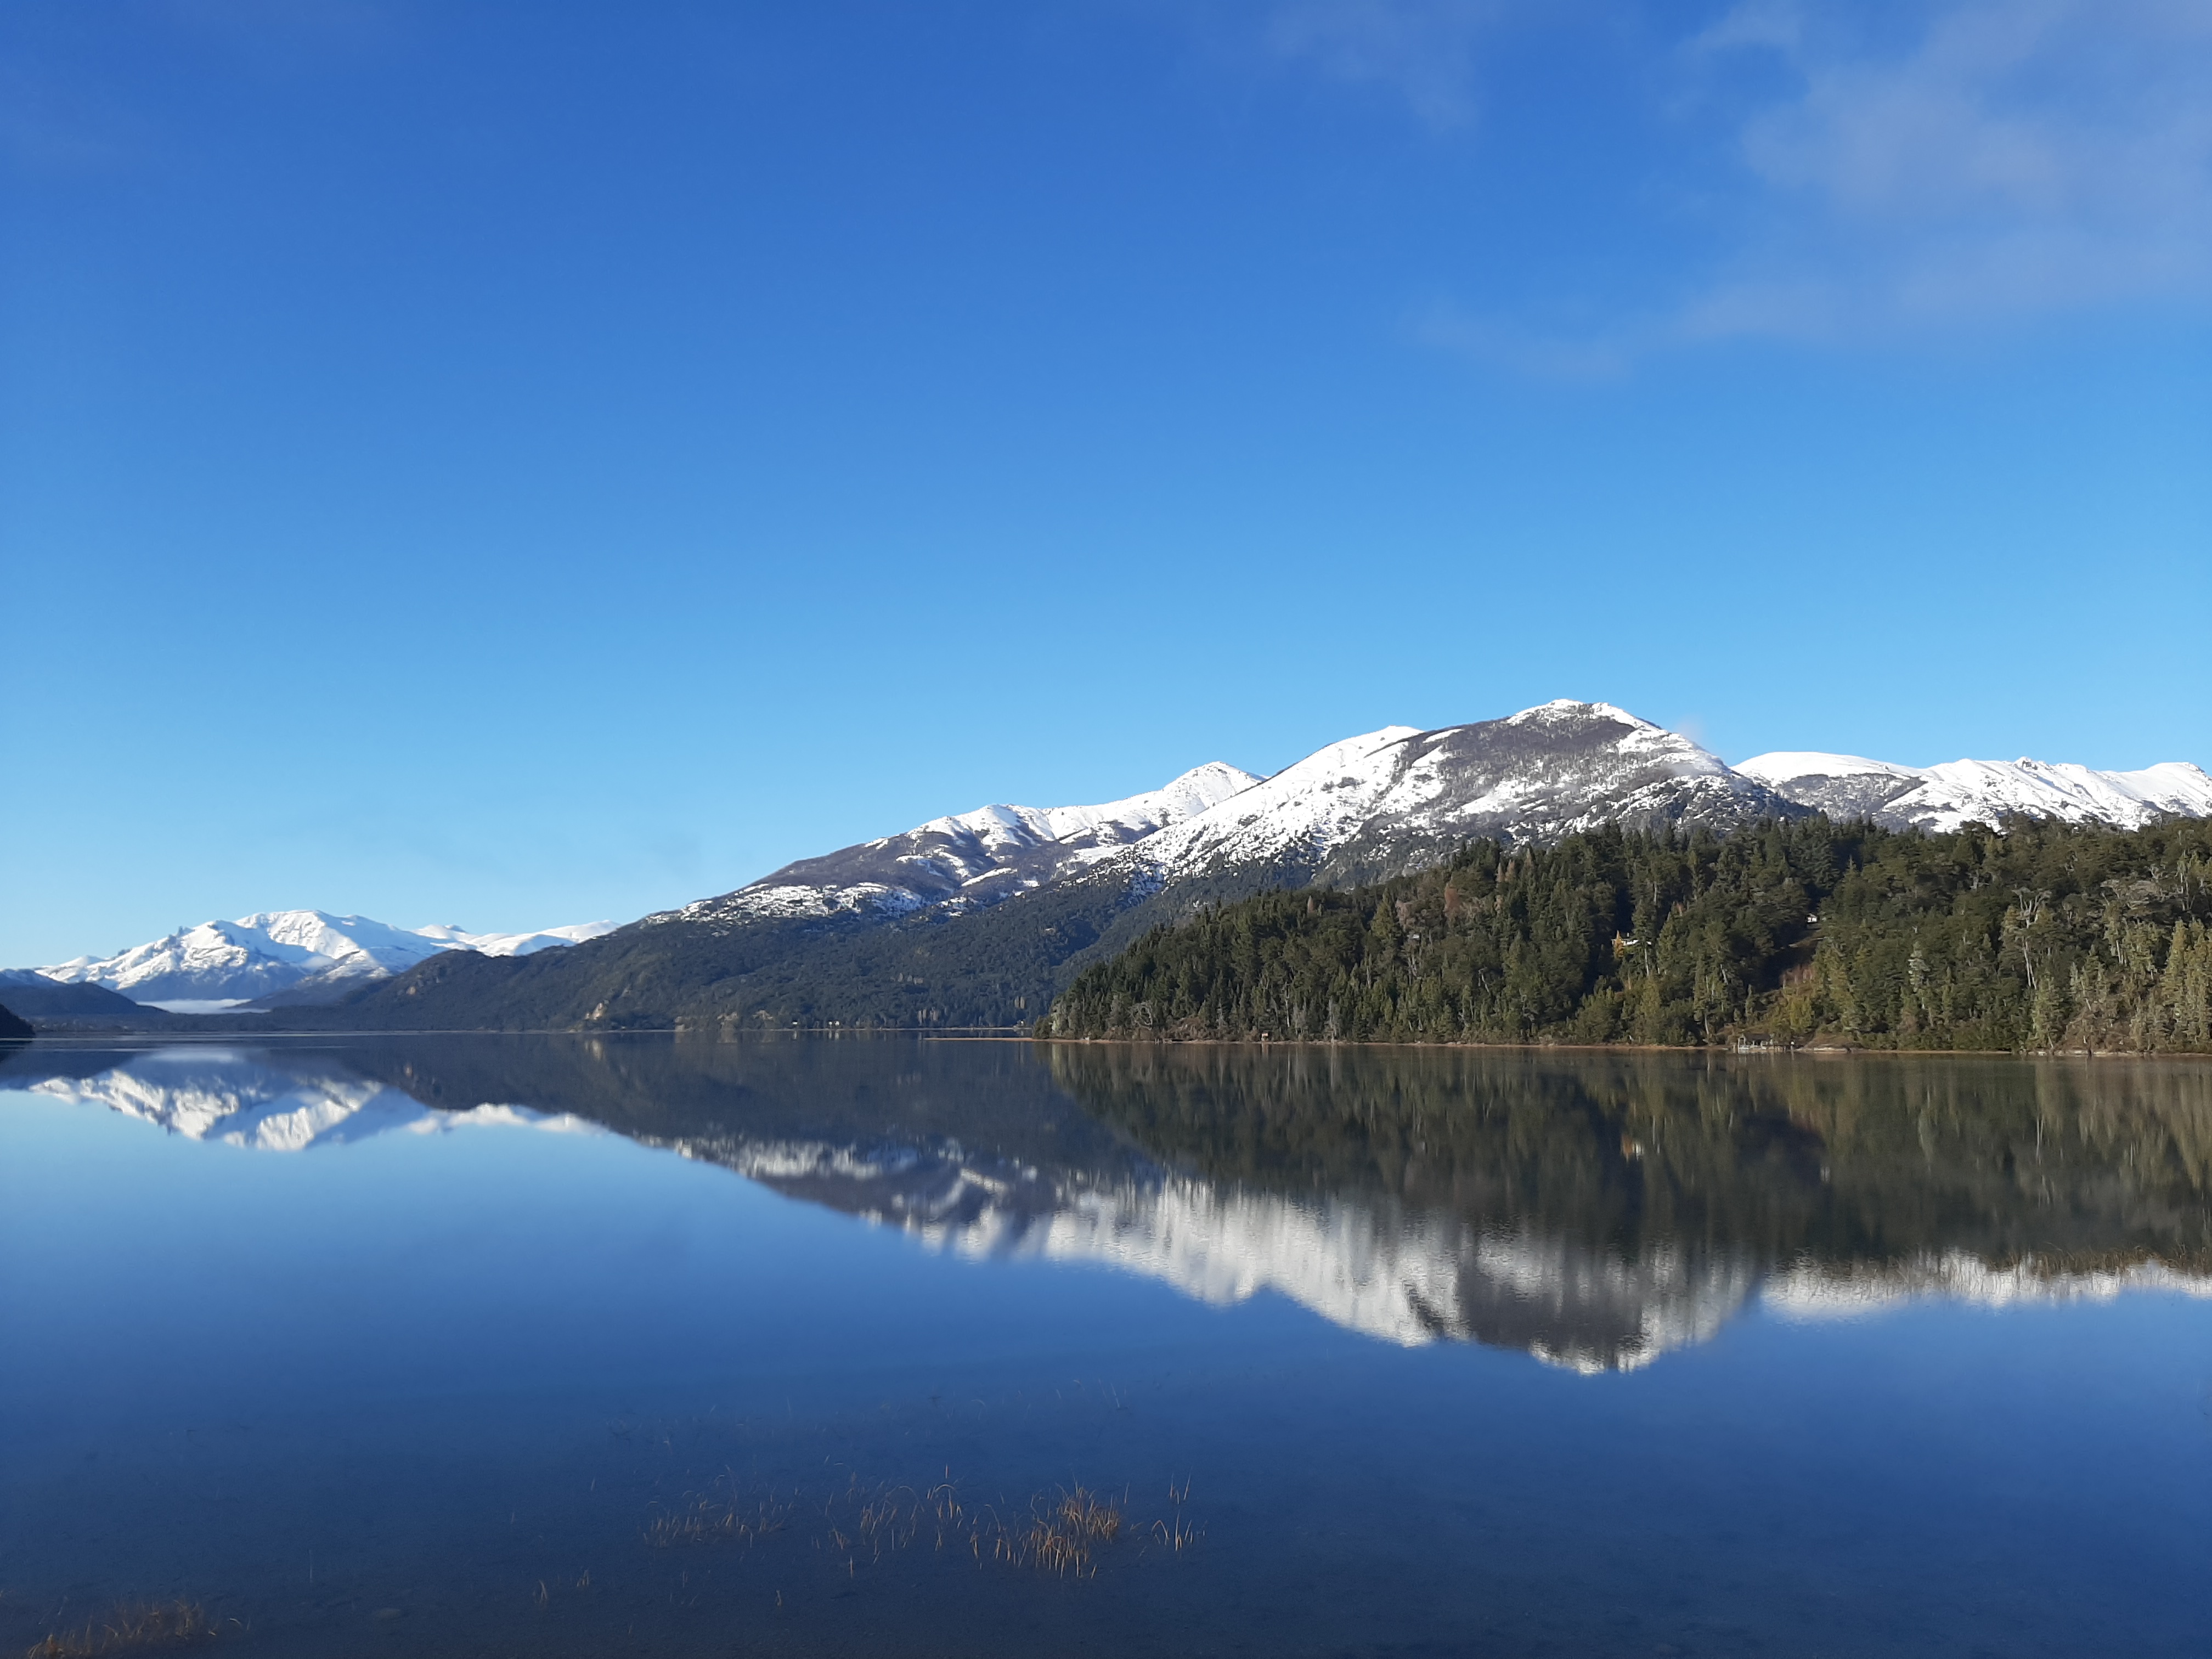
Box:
9;1025;2211;1060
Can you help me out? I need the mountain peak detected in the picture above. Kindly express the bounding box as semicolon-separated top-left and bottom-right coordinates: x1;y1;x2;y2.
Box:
1106;701;1793;896
1509;697;1650;728
23;911;616;1011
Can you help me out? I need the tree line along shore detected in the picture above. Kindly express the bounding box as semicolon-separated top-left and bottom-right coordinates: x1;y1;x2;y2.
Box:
1044;815;2212;1054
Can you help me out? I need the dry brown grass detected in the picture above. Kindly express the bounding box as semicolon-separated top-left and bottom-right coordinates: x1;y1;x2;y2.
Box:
1151;1476;1199;1553
24;1601;225;1657
639;1469;1194;1581
642;1489;792;1549
990;1486;1125;1577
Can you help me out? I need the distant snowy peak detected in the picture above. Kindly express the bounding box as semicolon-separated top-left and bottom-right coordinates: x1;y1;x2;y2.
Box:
1736;752;2212;833
31;910;617;1010
409;920;618;955
669;760;1265;927
1115;699;1803;895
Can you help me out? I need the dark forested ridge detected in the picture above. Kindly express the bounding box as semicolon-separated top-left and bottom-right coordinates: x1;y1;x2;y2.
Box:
296;862;1156;1034
1048;816;2212;1053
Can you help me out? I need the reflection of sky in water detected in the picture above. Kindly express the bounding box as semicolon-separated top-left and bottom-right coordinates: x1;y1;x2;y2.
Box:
20;1041;2208;1373
1;1038;2208;1658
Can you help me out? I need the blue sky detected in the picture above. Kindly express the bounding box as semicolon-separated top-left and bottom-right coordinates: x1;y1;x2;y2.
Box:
3;0;2208;964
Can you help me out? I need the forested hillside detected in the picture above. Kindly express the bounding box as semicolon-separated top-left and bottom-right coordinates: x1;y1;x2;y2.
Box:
311;860;1156;1032
1048;817;2212;1053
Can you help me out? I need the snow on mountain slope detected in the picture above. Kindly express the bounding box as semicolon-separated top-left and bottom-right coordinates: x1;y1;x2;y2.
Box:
410;921;617;955
1109;700;1805;897
1736;751;2212;833
667;707;2211;949
666;761;1263;928
30;911;618;1010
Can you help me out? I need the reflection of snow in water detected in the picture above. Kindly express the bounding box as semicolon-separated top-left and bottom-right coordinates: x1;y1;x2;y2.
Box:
714;1133;1758;1370
25;1048;594;1152
1764;1252;2212;1318
15;1049;2210;1372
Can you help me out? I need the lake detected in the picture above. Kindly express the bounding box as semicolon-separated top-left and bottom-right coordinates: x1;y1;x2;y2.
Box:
2;1035;2207;1657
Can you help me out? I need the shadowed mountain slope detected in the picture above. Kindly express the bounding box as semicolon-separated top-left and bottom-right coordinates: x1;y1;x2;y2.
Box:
311;702;1810;1032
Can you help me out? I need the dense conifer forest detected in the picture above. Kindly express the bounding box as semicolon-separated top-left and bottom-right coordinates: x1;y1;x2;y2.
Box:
1047;816;2212;1053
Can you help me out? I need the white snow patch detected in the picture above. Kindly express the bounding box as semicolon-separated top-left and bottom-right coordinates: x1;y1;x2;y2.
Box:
30;911;619;1006
1764;1252;2212;1318
1738;751;2212;831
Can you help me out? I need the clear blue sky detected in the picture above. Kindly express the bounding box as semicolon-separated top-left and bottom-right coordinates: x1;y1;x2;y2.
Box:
4;1;2208;966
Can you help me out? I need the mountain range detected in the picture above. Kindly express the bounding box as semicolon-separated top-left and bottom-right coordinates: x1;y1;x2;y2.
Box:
20;911;615;1013
1734;751;2212;834
662;700;2212;945
8;698;2207;1031
300;699;2212;1033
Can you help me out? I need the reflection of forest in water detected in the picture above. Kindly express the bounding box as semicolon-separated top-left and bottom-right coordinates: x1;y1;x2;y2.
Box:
1047;1045;2212;1366
8;1036;2209;1370
1050;1045;2212;1275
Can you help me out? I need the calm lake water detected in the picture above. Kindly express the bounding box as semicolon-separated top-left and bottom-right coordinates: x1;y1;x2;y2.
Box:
2;1035;2207;1657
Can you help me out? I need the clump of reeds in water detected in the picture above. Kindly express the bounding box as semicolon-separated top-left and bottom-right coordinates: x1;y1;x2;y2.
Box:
1152;1476;1199;1554
990;1486;1125;1578
642;1488;792;1549
25;1600;225;1657
637;1471;1195;1582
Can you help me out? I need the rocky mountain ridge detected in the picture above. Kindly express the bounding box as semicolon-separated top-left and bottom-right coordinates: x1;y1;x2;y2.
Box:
653;701;2210;953
22;910;617;1011
669;761;1262;928
1736;751;2212;833
11;698;2205;1034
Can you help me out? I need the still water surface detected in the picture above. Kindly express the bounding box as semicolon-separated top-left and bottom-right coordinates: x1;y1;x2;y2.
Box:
2;1036;2208;1656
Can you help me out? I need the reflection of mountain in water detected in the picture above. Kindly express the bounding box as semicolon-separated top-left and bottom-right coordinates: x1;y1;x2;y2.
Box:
722;1131;1754;1366
13;1045;591;1150
4;1037;2207;1371
1048;1045;2212;1366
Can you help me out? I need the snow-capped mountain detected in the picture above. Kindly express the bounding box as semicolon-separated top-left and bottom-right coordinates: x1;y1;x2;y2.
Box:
690;707;2212;936
1085;702;2209;903
1103;700;1803;898
662;704;1802;938
103;697;2202;1034
1736;752;2212;834
528;697;2212;1034
664;761;1263;928
29;911;617;1011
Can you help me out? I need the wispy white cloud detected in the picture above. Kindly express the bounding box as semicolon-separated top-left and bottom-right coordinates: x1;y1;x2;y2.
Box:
1410;300;1634;380
1683;0;2212;341
1257;0;2212;365
1262;0;1506;129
